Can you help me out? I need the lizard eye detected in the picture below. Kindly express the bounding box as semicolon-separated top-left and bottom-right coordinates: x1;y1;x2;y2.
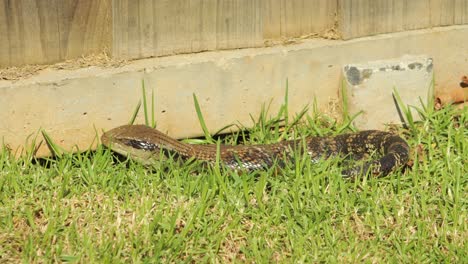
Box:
126;139;158;151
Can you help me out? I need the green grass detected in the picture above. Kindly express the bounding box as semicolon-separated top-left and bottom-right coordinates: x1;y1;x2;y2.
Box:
0;88;466;263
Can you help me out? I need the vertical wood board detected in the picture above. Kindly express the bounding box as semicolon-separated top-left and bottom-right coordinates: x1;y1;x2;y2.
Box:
262;0;338;39
112;0;264;59
339;0;468;39
0;0;111;67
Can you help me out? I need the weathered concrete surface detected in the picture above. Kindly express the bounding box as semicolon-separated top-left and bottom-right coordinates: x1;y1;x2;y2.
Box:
343;55;433;130
0;25;467;156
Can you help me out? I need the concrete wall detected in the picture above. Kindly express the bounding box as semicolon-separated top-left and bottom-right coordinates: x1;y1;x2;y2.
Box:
1;26;467;156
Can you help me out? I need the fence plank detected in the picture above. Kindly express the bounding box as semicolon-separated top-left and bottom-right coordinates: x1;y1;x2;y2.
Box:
1;0;467;66
340;0;468;39
59;0;112;59
0;2;8;65
0;0;111;67
0;0;46;66
113;0;263;59
264;0;338;39
262;0;337;39
112;0;336;59
454;0;468;24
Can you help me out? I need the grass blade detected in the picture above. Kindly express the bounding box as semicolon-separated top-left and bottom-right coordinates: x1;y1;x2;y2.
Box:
284;78;289;125
128;100;141;125
41;129;64;158
151;88;156;128
392;87;416;131
193;93;213;142
142;80;149;126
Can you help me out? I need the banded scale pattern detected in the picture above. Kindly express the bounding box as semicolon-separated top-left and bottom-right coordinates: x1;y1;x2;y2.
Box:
101;125;410;178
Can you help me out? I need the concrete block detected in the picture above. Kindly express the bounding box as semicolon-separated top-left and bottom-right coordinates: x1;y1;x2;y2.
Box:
343;55;433;130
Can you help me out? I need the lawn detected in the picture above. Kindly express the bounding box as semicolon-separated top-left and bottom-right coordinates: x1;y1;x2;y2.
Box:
0;93;466;263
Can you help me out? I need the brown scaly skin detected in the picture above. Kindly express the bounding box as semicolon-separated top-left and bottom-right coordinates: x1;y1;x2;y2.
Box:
101;125;410;178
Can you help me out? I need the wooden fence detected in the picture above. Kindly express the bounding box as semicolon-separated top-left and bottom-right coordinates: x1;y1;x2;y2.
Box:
1;0;467;67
